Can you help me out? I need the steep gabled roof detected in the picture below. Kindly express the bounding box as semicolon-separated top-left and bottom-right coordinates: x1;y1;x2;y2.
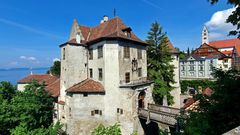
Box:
63;17;148;46
193;43;226;58
166;39;178;53
66;79;104;93
18;74;60;97
209;38;240;49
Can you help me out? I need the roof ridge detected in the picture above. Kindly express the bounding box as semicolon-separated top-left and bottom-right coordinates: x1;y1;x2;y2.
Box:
209;38;240;43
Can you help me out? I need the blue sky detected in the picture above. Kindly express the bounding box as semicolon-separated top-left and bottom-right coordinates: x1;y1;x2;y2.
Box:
0;0;235;68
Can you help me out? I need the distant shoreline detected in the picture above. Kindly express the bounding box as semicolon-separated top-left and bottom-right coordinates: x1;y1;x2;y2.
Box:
0;67;50;71
0;67;50;84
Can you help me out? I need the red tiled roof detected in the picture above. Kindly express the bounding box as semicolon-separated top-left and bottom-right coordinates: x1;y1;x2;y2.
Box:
18;74;60;97
66;79;104;93
166;38;178;53
18;74;58;84
46;79;60;97
69;17;148;46
222;50;233;57
183;98;195;109
193;43;226;58
209;38;240;49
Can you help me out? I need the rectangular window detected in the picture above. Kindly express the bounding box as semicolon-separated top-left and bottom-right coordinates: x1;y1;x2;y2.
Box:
124;46;130;58
91;111;94;116
138;68;142;77
189;66;194;71
117;108;123;114
209;64;213;71
89;49;93;60
137;49;142;59
125;72;130;83
98;68;102;81
89;68;93;78
95;110;99;114
190;61;194;64
181;66;185;71
98;46;103;58
199;66;204;71
83;93;88;97
63;48;65;60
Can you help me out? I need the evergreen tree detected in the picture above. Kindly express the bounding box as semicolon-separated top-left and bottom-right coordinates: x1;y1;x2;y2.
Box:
187;47;190;56
146;21;175;105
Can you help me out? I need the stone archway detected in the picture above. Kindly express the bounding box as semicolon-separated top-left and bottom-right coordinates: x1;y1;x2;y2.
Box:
138;91;146;108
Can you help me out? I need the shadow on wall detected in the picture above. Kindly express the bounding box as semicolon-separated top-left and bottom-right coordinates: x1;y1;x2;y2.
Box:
139;118;160;135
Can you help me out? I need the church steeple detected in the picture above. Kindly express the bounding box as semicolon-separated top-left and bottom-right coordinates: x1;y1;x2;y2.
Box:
202;26;209;44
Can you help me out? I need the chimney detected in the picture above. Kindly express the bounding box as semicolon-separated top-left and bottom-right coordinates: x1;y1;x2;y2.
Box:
76;32;81;43
100;15;109;24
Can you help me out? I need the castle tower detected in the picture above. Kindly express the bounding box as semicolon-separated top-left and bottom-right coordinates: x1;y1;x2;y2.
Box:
202;26;209;44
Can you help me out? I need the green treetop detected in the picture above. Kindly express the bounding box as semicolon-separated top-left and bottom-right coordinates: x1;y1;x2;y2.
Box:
146;21;175;105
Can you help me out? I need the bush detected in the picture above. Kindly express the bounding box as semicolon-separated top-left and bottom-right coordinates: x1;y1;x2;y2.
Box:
180;80;216;94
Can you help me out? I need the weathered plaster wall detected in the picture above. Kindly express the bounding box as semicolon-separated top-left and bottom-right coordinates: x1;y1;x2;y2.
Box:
60;45;88;101
118;41;147;83
170;54;181;108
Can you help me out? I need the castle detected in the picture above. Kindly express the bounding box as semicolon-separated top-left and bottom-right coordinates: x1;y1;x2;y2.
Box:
58;16;155;134
18;16;181;135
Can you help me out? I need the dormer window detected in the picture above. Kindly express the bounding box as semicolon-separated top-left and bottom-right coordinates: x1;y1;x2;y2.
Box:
124;31;131;38
122;27;132;38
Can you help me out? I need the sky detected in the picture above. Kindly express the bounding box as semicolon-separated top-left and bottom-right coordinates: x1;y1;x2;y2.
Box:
0;0;236;68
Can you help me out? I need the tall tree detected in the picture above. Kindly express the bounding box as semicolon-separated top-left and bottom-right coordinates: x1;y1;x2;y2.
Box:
208;0;240;37
187;47;190;56
146;21;175;105
47;60;61;77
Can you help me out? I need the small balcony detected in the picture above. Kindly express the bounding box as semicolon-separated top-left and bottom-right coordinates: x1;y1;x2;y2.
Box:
119;77;153;88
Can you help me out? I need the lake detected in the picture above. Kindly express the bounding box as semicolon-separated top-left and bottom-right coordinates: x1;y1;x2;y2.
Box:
0;68;49;85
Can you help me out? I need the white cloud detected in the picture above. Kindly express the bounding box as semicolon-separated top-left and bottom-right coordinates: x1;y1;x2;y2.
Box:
20;55;27;59
205;7;237;40
19;56;37;61
208;32;224;39
53;58;60;62
28;57;36;61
